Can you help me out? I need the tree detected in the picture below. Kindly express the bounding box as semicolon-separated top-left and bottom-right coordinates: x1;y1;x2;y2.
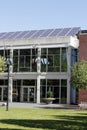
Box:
71;61;87;89
0;56;6;72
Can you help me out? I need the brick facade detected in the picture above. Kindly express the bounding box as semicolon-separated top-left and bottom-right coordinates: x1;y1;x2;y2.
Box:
79;34;87;61
78;33;87;104
78;89;87;104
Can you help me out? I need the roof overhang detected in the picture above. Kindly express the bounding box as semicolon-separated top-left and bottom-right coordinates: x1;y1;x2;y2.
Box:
0;36;79;49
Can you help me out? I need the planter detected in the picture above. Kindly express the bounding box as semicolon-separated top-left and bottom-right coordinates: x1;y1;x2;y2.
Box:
43;98;55;104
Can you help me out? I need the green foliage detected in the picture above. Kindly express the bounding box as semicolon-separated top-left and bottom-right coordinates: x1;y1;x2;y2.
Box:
71;61;87;89
47;88;53;98
0;56;6;72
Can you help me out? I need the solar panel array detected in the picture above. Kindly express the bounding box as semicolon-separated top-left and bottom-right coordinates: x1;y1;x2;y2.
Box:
0;27;80;40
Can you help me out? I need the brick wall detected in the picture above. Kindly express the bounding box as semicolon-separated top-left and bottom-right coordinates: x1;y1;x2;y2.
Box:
78;89;87;104
78;34;87;104
79;34;87;61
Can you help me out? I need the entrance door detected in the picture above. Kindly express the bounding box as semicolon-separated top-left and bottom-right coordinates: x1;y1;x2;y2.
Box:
23;86;35;102
12;87;20;102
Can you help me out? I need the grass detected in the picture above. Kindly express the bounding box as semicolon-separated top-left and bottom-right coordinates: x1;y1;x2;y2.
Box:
0;107;87;130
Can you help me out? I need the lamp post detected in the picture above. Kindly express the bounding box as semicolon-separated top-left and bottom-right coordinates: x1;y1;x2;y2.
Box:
6;58;12;111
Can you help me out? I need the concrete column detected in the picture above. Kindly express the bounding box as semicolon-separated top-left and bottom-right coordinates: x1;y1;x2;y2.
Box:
8;49;13;102
67;47;71;104
37;48;41;104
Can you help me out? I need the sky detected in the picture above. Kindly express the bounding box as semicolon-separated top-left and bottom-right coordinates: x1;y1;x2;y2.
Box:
0;0;87;32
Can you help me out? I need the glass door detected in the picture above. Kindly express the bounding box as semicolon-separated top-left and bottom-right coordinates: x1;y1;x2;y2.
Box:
23;86;35;102
12;87;19;102
23;88;28;102
29;87;35;102
3;87;7;101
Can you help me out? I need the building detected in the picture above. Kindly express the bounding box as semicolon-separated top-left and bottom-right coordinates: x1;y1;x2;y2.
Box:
79;30;87;61
78;30;87;103
0;27;80;104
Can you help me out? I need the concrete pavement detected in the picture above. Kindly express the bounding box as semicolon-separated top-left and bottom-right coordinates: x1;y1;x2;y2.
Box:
0;102;79;109
7;102;79;109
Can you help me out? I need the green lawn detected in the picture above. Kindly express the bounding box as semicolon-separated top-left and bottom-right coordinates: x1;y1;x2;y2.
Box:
0;107;87;130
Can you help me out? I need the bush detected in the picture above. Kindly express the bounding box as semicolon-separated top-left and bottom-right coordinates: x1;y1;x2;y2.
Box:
47;88;53;98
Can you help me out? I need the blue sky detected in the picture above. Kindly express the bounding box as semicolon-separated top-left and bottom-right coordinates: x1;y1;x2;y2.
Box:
0;0;87;32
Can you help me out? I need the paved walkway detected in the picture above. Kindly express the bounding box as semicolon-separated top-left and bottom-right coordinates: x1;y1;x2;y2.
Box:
0;102;79;109
6;102;79;109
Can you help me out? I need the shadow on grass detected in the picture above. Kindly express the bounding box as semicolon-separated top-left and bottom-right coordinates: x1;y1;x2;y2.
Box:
0;114;87;130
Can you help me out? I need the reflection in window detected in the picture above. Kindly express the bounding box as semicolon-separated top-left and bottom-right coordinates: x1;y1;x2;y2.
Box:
23;80;35;86
61;80;67;104
71;49;78;65
13;49;37;72
61;48;67;72
40;79;67;104
3;88;7;101
41;48;67;72
13;47;67;72
0;50;10;58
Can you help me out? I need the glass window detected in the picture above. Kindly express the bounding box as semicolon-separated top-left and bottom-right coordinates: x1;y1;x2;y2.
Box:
5;80;8;85
71;49;78;65
13;49;37;72
23;80;35;86
0;80;8;85
48;55;54;71
13;50;18;72
32;55;37;72
40;79;67;104
40;79;60;103
61;79;67;104
0;50;3;56
0;50;10;58
41;48;47;72
41;48;68;72
26;56;30;67
0;80;4;85
61;87;67;104
39;47;67;72
19;56;25;67
3;87;7;101
13;56;18;72
61;48;67;72
20;49;30;55
54;54;60;72
61;79;67;87
5;50;10;58
13;50;18;56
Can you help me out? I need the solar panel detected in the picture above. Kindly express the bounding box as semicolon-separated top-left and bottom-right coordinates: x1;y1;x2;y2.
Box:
48;29;62;37
0;32;7;39
21;31;30;38
31;30;45;38
23;30;36;39
40;29;53;37
0;27;80;40
14;31;29;39
0;32;14;39
66;27;80;36
58;28;71;36
8;31;22;39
